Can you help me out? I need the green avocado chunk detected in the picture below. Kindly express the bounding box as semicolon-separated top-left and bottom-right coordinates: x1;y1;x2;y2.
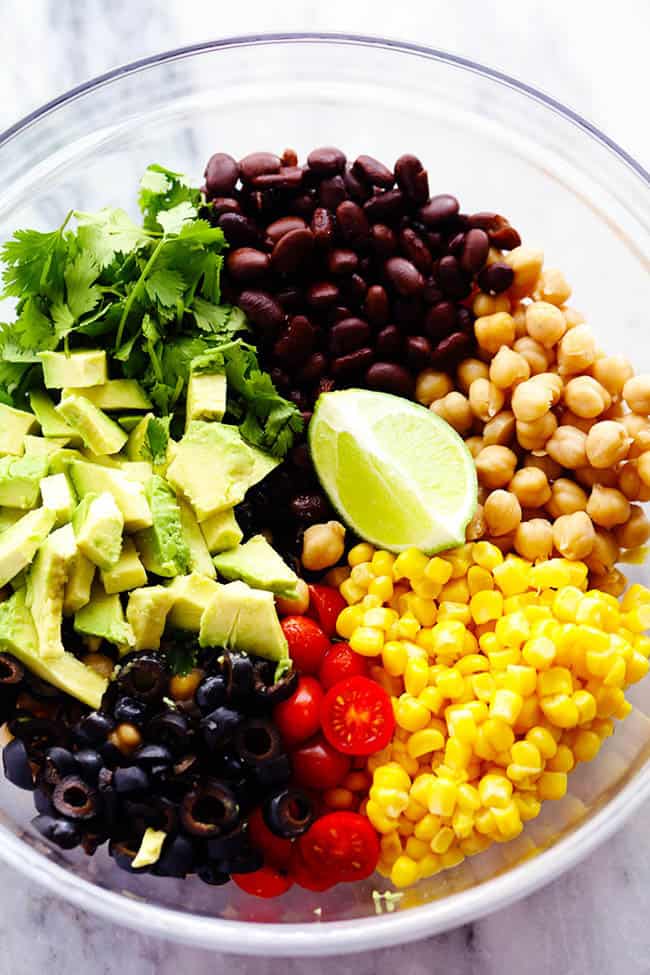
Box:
40;473;76;526
62;379;152;411
100;537;147;594
200;508;243;555
39;349;107;389
0;589;107;708
0;454;49;509
0;507;57;589
74;581;134;649
185;372;227;426
63;552;96;615
24;435;71;457
126;585;176;651
68;461;152;531
0;403;38;455
178;500;216;579
26;523;78;659
213;534;299;598
29;391;79;442
134;476;189;578
199;580;289;663
56;394;128;456
166;573;221;631
72;492;124;571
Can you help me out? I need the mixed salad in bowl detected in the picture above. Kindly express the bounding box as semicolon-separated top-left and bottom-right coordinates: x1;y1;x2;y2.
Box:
0;146;649;898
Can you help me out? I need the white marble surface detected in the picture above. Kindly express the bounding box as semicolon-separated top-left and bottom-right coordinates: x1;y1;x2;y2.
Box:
0;2;649;973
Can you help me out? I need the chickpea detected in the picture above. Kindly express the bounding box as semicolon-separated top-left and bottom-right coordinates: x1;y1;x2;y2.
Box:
546;425;588;468
516;411;558;451
618;462;650;502
457;358;490;395
585;420;629;468
585;529;620;575
483;411;516;446
614;505;650;549
111;724;142;754
503;246;544;300
513;336;551;375
602;402;626;421
586;485;631;529
589;569;627;598
524;454;564;481
560;410;596;434
514;518;554;561
465;504;486;541
561;306;585;329
536;372;563;404
512;302;528;338
464;435;485;458
623;375;650;415
488;530;518;554
525;301;567;348
621;414;650;458
468;378;505;422
511;378;553;422
484;490;522;536
169;668;204;702
82;653;115;680
475;445;518;490
324;565;351;588
473;293;510;317
546;478;588;518
552;511;595;560
535;268;572;306
563;376;611;419
509;467;552;508
302;521;346;571
575;466;619;489
474;312;516;355
430;391;474;434
591;355;633;399
557;324;597;375
275;578;310;616
415;369;453;406
489;346;530;390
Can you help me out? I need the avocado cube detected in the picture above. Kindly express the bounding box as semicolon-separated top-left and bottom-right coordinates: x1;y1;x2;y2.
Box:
126;585;176;651
247;445;282;490
0;403;38;456
24;435;71;457
186;372;227;426
100;537;147;594
167;421;254;522
178;500;216;579
29;391;79;442
213;535;299;598
0;508;23;533
63;553;96;615
74;581;134;650
131;827;167;869
134;476;189;579
40;473;76;527
118;415;144;433
200;508;243;554
47;447;85;474
120;461;154;485
0;454;49;509
126;414;153;462
0;589;106;708
72;492;124;571
0;507;57;589
39;350;107;389
62;379;152;411
199;580;288;663
167;573;221;631
26;523;77;660
69;461;152;531
56;394;128;456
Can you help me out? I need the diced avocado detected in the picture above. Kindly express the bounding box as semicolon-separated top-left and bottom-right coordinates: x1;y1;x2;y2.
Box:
0;508;23;533
247;445;282;490
126;413;153;461
63;553;95;615
126;585;175;651
186;372;227;426
47;447;84;474
26;523;77;660
40;473;76;526
213;534;299;598
200;508;243;554
0;590;106;708
62;379;152;411
131;827;167;869
167;573;221;631
29;391;80;443
118;415;144;432
167;421;254;522
74;581;134;649
0;403;38;455
134;476;189;579
120;461;154;485
199;580;288;662
39;349;107;389
0;454;49;509
69;461;152;531
56;394;127;456
24;435;71;457
100;537;147;594
178;500;216;579
0;507;57;588
72;492;124;571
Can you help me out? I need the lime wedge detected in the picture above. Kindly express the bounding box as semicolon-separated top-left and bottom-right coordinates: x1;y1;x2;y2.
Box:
309;389;477;554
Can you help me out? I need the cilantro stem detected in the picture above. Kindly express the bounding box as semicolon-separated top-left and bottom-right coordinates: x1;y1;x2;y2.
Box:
115;236;166;348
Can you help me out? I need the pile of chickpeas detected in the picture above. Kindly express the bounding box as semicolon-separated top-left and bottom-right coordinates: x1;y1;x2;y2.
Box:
415;245;650;595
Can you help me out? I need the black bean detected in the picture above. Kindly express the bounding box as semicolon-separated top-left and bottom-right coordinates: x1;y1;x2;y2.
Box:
343;166;372;202
393;297;423;327
394;154;429;204
43;747;77;784
329;318;371;356
290;494;330;524
477;262;515;295
154;833;195;878
2;738;33;790
209;197;241;219
287;192;317;219
331;347;374;379
363;189;406;224
336;200;370;246
456;306;475;332
113;696;147;726
198;864;230;886
307;146;347;175
384;256;424;297
201;707;242;750
364;362;414;398
425;300;457;339
406;335;433;370
370;223;398;260
375;325;403;360
276;287;305;312
133;744;173;770
297;352;328;384
460;228;490;273
204;153;239;197
468;211;521;250
422;279;444;304
113;766;150;795
447;232;466;256
437;255;472;299
271;227;314;273
32;814;81;850
306;281;340;308
311;207;335;248
253;166;304;190
431;331;471;368
425;231;445;256
147;711;191;754
238;290;285;333
399;227;433;274
273;315;315;367
418;194;460;226
74;711;115;745
266;215;307;246
226;247;270;283
340;273;368;307
318;175;347;210
239;151;282;183
74;749;104;784
218;212;263;248
352;154;394;187
327;248;359;275
52;775;98;820
364;284;390;327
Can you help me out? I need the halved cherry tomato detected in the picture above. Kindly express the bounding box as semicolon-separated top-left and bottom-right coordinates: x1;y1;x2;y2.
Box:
298;812;380;883
307;585;347;637
273;675;324;747
232;864;293;898
281;616;331;674
321;676;395;756
247;807;293;869
318;641;369;691
289;842;338;891
291;735;351;790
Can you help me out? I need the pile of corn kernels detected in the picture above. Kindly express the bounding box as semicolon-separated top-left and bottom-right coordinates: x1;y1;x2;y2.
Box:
334;541;650;887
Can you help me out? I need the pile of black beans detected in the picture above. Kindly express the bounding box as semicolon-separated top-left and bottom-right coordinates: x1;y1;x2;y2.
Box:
2;646;311;884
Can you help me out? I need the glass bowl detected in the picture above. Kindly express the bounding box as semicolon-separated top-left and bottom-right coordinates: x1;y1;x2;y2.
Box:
0;33;648;957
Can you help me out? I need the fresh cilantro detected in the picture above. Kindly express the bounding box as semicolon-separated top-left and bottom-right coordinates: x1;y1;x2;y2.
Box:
163;632;199;677
144;415;170;466
139;164;203;233
64;250;102;318
0;214;71;301
75;208;151;269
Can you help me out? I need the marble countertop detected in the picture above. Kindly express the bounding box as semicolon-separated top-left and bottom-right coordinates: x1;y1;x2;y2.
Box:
0;2;648;973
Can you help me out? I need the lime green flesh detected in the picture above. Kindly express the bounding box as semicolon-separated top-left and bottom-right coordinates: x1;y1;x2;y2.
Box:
309;389;477;554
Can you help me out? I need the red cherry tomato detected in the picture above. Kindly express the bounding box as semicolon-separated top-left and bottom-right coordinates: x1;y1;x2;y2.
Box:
289;843;338;891
274;676;324;747
232;865;293;898
318;641;369;691
281;616;331;674
298;812;380;883
291;734;351;790
247;807;293;869
307;585;347;637
321;676;395;756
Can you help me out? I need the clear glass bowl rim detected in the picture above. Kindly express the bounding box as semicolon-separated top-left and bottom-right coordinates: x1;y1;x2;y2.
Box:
0;31;648;956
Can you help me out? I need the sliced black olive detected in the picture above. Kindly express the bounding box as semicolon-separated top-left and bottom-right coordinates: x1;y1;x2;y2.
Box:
134;743;173;769
154;833;195;878
222;652;254;701
113;766;150;795
234;719;282;767
221;845;264;875
206;822;248;859
2;738;34;790
109;837;147;873
252;659;298;705
73;711;115;746
0;653;24;686
147;710;190;754
33;783;55;816
43;746;77;785
99;740;123;768
195;674;227;714
180;781;240;838
113;696;148;725
9;715;65;754
32;814;81;850
118;654;168;702
52;775;99;821
253;754;292;790
74;749;104;784
263;789;314;838
201;706;242;750
97;779;119;828
198;863;230;886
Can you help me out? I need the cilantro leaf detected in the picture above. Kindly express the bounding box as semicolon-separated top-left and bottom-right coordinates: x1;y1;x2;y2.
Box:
64;250;102;318
157;202;198;235
1;220;70;301
139;164;202;233
144;416;171;465
13;298;58;353
144;267;186;308
162;632;199;677
75;208;151;268
191;297;247;338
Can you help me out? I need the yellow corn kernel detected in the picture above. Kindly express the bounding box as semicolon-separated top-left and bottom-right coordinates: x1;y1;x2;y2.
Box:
468;565;494;596
456;783;481;812
623;605;650;634
340;578;366;605
472;541;504;570
407;728;445;759
365;799;398;833
435;602;471;626
522;636;556;670
529;559;576;590
440;846;466;869
336;605;364;639
626;650;650;685
350;562;375;589
474;808;496;835
514;695;541;732
490;688;523;725
526;606;554;626
394;548;429;581
552;586;583;622
471;672;496;701
451;809;474;839
431;826;455;854
478;631;499;655
427;777;458;817
409;596;438;627
397;613;421;641
501;664;537;697
363;607;398;631
493;557;532;596
391;855;419;888
460;832;492;856
444;544;474;578
495;612;531;649
368;574;394;602
447;708;477;744
374;763;412;791
537;770;567;800
573;729;601;763
361;593;383;610
380;831;403;864
403;656;427;697
456;654;489;676
482;717;515;753
503;592;538;614
540;693;580;728
369;786;410;818
395;695;431;732
371;550;395;576
444;737;472;770
511;740;543;772
433;620;467;653
411;576;444;600
479;773;513;809
537;667;574;697
424;556;453;585
466;700;490;724
350;626;385;656
615;695;633;720
413;813;442;842
439;578;471;604
514;793;542;821
392;750;420;778
348;543;376;567
491;801;523;839
435;668;466;699
405;836;430;861
603;656;626;688
470;590;504;624
621;583;650;611
544;743;574;774
526;725;558;759
381;640;407;677
418;853;443;878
